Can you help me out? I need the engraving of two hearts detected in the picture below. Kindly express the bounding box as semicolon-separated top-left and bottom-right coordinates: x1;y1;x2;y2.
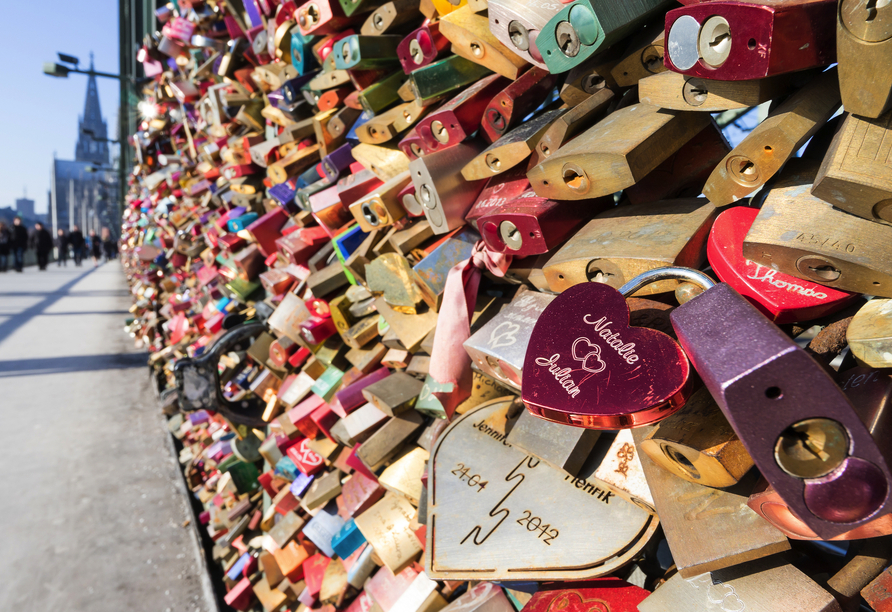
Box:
522;282;690;420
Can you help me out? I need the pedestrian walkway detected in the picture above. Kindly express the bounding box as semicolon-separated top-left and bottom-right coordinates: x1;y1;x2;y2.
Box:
0;263;215;612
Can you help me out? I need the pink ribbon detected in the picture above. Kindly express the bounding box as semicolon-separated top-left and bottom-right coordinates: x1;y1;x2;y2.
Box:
429;241;512;420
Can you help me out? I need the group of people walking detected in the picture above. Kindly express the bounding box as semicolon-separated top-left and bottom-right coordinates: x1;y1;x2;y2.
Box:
0;218;116;272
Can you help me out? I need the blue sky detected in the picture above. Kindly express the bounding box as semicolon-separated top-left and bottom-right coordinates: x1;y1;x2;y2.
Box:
0;2;120;213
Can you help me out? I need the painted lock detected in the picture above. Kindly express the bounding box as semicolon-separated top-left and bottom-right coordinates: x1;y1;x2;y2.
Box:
521;268;703;429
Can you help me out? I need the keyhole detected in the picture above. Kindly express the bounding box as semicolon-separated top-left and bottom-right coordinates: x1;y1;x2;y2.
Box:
867;0;879;21
643;54;662;71
738;160;756;176
709;31;731;48
808;265;842;281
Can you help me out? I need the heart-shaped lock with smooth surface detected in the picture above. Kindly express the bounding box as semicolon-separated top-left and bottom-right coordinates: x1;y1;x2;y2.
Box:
522;282;691;429
425;397;659;581
708;207;858;324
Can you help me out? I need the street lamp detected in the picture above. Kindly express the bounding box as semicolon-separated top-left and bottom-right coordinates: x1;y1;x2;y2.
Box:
82;128;123;145
43;52;126;81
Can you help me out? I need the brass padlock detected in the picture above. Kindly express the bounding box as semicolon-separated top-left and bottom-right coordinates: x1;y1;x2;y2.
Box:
639;386;753;489
527;104;711;201
543;198;717;295
439;6;529;79
487;0;563;69
638;71;789;113
838;0;892;118
409;141;487;235
632;427;788;578
743;159;892;298
609;22;665;87
702;67;842;207
812;109;892;225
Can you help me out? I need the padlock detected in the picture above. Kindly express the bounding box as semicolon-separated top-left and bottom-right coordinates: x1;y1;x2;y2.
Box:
462;109;566;181
352;143;411;181
425;397;659;580
479;67;558;143
360;0;420;35
414;73;510;154
409;141;487;235
610;22;665;87
296;0;361;36
413;227;481;311
527;104;711;201
542;198;716;295
439;6;529;79
464;288;556;390
663;266;892;539
378;446;429;504
663;0;837;80
358;71;410;114
356;101;428;145
638;551;881;612
487;0;562;69
334;35;403;70
708;206;859;324
742;159;892;298
632;426;789;577
477;190;607;257
408;55;494;105
535;0;672;74
638;70;789;112
639;386;753;489
558;47;623;105
812;110;892;225
396;23;451;74
837;0;892;118
465;164;532;231
702;67;841;207
533;88;614;165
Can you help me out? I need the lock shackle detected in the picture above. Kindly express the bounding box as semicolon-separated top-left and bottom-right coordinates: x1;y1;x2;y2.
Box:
618;266;716;298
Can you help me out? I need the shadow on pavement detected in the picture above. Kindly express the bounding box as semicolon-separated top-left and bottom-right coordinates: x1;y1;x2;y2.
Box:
0;352;148;378
0;268;97;346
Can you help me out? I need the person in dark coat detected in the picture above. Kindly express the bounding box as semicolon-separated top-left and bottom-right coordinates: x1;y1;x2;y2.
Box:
101;227;116;261
68;225;85;267
0;221;10;272
55;229;69;267
89;229;103;268
29;222;53;271
11;217;29;272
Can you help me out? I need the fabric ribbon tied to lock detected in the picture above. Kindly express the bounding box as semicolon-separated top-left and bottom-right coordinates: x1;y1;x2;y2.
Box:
428;241;512;420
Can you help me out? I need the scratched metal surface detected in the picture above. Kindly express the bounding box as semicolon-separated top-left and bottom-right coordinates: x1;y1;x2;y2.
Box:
426;398;658;580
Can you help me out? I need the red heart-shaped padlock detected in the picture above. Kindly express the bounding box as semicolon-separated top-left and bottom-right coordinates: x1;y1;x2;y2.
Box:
522;282;691;429
708;207;857;324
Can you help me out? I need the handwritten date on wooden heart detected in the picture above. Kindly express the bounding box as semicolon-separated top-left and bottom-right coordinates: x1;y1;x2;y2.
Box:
522;282;691;429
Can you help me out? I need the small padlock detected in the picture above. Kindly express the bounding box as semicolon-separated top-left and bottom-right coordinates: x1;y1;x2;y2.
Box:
396;23;451;74
439;6;529;79
479;67;558;143
837;0;892;119
522;267;706;429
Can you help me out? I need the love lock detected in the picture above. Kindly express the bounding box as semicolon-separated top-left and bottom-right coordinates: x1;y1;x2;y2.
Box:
174;321;269;427
425;396;659;581
522;267;713;429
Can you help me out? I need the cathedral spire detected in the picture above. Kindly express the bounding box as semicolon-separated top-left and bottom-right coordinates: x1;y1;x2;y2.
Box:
75;50;109;165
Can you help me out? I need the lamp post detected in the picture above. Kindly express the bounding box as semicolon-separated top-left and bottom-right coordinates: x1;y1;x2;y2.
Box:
44;52;132;231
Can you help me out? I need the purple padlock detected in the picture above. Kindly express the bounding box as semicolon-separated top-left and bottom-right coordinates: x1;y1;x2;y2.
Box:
668;269;892;540
321;144;355;184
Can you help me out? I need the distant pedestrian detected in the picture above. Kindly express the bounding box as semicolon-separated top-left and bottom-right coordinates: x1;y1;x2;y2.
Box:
101;227;116;261
89;229;102;268
30;222;53;271
0;221;10;272
55;229;69;267
69;225;85;267
11;217;28;273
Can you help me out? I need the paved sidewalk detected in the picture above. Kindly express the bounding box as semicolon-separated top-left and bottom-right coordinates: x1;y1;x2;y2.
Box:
0;262;214;612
